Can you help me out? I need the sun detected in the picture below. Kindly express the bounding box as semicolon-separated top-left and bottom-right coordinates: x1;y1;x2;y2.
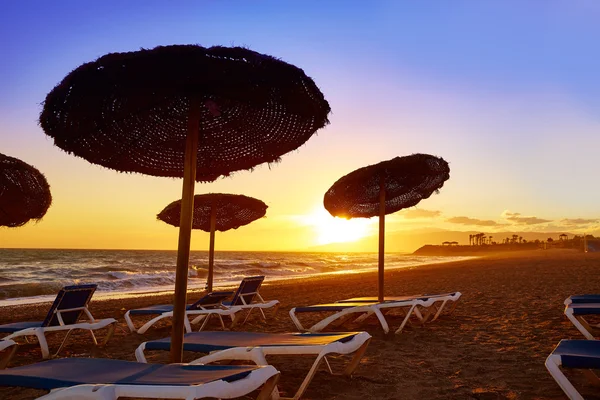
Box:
303;208;374;245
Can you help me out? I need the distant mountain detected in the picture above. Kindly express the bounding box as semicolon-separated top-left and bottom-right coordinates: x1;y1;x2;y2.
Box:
305;229;584;253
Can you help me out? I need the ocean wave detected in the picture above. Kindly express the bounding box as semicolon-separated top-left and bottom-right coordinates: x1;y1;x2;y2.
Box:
0;249;474;303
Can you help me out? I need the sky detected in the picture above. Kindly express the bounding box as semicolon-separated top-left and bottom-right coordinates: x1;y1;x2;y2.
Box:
1;1;599;251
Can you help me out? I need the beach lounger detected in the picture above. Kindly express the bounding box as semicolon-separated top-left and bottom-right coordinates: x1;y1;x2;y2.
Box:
135;330;371;400
545;339;600;400
0;357;279;399
289;298;436;335
336;291;462;322
124;291;236;334
190;276;280;327
0;340;17;369
0;284;116;359
565;303;600;340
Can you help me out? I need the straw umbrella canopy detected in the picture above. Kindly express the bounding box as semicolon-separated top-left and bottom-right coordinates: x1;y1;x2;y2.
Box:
324;154;450;302
39;44;330;362
157;193;268;291
0;153;52;228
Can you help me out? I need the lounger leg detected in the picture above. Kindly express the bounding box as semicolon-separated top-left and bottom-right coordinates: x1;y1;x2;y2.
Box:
343;338;371;376
53;329;75;358
218;314;226;330
545;354;584;400
184;316;192;333
89;329;98;345
124;311;136;333
565;311;596;340
137;315;170;335
199;313;212;331
431;300;449;321
34;329;50;359
371;308;390;334
190;314;207;325
257;374;281;400
394;304;417;334
0;343;17;369
100;322;116;346
288;308;307;331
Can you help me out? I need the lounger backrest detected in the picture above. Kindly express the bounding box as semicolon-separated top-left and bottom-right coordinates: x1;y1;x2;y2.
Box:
229;276;265;306
188;291;234;310
41;284;98;327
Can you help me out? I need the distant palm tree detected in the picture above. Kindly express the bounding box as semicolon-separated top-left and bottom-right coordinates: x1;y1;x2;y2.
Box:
469;234;473;246
519;236;523;243
488;235;493;244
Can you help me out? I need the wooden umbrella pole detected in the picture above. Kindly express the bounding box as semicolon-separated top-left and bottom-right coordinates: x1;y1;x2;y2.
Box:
207;205;217;292
378;175;386;303
170;98;200;363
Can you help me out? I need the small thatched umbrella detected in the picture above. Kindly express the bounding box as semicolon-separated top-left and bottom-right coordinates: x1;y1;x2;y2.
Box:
0;153;52;227
157;193;267;291
324;154;450;302
40;44;330;361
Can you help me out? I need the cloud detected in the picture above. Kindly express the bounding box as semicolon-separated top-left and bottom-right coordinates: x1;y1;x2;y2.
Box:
446;216;504;227
502;211;552;225
560;218;599;225
401;209;441;219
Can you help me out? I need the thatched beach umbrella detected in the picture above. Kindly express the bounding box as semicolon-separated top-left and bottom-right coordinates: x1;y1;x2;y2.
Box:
40;45;330;361
0;153;52;228
157;193;267;291
324;154;449;302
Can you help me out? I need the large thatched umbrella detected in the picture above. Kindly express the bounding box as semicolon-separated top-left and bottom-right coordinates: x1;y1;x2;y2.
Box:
0;153;52;227
324;154;450;302
157;193;267;291
39;45;330;362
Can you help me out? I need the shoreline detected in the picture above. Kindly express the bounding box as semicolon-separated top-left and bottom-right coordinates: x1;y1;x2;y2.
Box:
0;254;475;307
2;249;600;399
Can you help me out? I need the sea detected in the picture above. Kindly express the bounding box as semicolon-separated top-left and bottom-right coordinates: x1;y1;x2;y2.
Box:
0;249;472;306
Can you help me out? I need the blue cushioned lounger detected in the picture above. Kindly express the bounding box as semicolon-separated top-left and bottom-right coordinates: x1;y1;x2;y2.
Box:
336;292;462;322
124;291;235;334
201;276;279;326
290;298;436;335
0;358;279;399
0;284;116;359
546;340;600;400
136;331;371;400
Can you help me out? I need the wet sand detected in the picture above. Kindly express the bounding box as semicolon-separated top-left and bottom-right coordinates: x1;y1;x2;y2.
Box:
1;249;599;399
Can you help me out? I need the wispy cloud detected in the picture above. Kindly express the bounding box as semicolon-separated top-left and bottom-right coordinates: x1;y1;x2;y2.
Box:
401;208;441;219
560;218;599;225
446;216;504;227
502;211;552;225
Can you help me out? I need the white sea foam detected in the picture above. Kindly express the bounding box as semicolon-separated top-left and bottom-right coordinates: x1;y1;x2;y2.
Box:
0;249;474;305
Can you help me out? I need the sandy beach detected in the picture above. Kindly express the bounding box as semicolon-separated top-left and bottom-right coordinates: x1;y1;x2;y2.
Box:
1;249;599;400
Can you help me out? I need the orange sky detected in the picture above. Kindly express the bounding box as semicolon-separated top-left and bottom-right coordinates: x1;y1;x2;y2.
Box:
1;2;600;251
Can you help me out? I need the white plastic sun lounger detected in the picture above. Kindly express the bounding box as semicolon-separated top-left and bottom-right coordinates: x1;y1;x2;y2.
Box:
135;330;371;400
0;284;116;359
190;276;280;327
0;340;17;369
0;357;279;400
124;291;236;334
336;291;462;322
564;303;600;340
545;339;600;400
289;298;436;335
